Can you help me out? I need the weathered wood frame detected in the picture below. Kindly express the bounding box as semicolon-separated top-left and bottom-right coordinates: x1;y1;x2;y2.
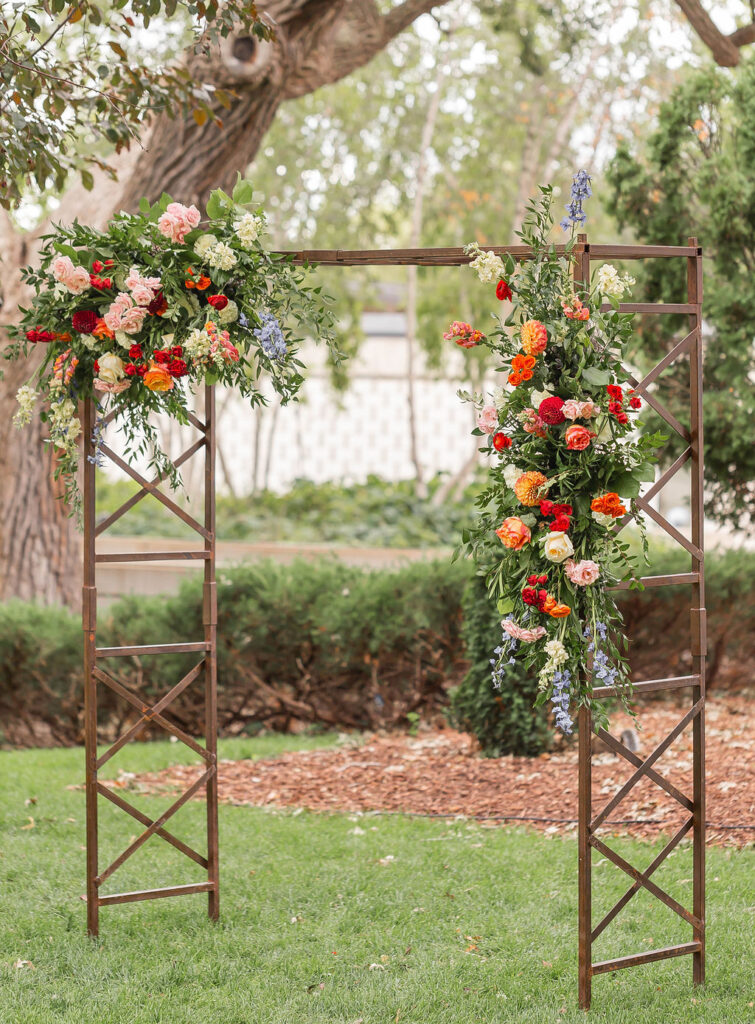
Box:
81;239;705;1012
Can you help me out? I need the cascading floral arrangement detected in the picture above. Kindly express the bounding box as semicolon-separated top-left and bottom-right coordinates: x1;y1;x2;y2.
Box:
451;174;666;734
7;178;337;520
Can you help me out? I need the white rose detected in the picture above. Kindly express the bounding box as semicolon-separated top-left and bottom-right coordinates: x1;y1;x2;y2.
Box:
503;464;523;489
195;233;218;259
543;531;574;564
98;352;125;384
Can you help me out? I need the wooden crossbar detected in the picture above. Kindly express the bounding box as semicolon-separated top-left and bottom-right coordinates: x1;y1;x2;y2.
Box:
592;674;700;700
96;882;216;906
97;782;208;869
591;727;693;811
592;943;702;977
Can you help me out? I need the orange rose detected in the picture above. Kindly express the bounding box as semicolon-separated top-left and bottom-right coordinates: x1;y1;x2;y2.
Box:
549;603;571;618
495;516;532;550
143;361;175;392
509;353;536;386
564;424;594;450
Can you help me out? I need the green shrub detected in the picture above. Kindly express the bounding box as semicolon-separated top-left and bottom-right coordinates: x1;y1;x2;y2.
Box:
447;574;552;756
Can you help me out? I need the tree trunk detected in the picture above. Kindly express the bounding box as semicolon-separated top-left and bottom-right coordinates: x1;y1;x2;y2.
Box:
0;0;442;606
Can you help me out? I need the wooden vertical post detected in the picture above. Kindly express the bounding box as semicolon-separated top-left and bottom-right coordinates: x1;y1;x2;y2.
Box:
204;384;220;920
687;238;706;985
573;232;592;1011
82;398;99;938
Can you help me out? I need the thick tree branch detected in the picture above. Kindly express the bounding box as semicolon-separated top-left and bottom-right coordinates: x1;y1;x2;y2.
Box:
674;0;755;66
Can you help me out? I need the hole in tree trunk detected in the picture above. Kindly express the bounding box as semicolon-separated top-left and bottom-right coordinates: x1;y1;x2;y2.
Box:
232;36;257;63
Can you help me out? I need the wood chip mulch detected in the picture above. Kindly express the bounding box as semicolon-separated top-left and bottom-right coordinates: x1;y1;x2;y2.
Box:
132;694;755;848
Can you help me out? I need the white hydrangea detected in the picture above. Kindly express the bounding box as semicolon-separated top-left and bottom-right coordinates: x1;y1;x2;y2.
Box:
185;328;212;359
206;242;237;271
469;248;505;284
234;213;263;247
217;299;238;324
503;464;523;489
194;233;218;259
544;639;567;665
13;385;38;427
597;264;635;299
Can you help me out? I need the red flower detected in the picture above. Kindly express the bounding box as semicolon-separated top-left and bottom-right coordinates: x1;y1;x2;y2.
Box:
539;499;554;516
94;360;100;373
168;358;188;377
124;363;138;376
536;589;549;610
147;291;168;316
72;310;99;334
207;294;229;311
527;574;540;585
92;260;104;273
629;395;642;409
136;365;148;377
538;396;565;425
153;349;170;365
496;279;512;301
607;384;623;401
171;345;183;357
89;274;112;290
550;514;571;532
608;400;623;416
25;327;56;343
492;432;512;451
537;574;547;584
522;587;538;606
552;503;572;516
617;411;628;425
128;344;143;360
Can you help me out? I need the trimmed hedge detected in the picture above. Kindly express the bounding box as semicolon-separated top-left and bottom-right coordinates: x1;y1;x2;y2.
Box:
0;548;752;752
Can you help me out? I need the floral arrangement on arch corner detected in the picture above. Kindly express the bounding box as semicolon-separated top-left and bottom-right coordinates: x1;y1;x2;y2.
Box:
7;177;338;521
447;172;667;735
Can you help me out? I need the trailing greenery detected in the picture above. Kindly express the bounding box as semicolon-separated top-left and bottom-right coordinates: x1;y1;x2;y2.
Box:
95;474;484;548
448;573;551;756
1;739;753;1024
606;57;755;528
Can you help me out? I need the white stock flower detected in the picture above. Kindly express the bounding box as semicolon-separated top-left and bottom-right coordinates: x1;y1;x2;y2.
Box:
115;330;131;350
544;639;567;666
206;242;237;271
503;464;523;489
597;264;635;299
530;388;552;408
470;249;505;284
98;352;125;384
591;510;615;528
492;386;509;411
234;213;262;247
185;328;211;359
13;385;38;427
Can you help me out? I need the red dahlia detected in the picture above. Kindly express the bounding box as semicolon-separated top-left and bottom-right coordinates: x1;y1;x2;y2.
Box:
538;396;565;425
72;310;99;334
207;294;229;311
496;279;512;301
492;432;512;451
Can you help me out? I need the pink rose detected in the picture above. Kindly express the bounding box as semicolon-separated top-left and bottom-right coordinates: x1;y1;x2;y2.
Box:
158;202;201;243
477;405;499;434
51;255;91;294
578;401;598;418
562;399;581;420
502;619;547;643
104;293;147;334
131;284;155;307
564;558;600;586
93;378;132;394
564;424;595;450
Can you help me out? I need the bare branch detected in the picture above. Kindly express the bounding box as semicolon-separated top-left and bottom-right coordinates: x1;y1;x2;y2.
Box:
674;0;744;66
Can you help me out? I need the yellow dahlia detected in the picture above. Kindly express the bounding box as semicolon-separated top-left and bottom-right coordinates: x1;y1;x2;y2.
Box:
520;319;548;356
514;471;549;506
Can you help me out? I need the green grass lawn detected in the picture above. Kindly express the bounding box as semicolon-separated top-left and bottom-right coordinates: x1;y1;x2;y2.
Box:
1;737;752;1024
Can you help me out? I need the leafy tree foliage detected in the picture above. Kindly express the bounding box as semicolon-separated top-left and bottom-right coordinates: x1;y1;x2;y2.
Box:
606;60;755;527
0;1;271;208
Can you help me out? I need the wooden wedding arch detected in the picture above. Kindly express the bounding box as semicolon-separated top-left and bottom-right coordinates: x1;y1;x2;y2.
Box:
81;235;705;1011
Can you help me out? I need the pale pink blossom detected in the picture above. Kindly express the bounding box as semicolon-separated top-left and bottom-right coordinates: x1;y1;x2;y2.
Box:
157;202;201;243
562;399;581;420
502;619;547;643
51;255;90;294
564;558;600;586
104;292;147;334
131;284;155;307
579;400;599;418
93;378;132;394
477;405;499;434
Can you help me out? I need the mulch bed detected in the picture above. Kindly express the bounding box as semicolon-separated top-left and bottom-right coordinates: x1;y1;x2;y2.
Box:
133;694;755;848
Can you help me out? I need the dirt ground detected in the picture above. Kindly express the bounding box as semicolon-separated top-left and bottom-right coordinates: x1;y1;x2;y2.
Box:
135;694;755;848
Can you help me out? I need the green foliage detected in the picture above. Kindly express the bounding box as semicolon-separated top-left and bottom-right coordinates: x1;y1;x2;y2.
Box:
94;474;486;547
2;740;754;1023
0;2;272;208
606;59;755;527
448;573;551;756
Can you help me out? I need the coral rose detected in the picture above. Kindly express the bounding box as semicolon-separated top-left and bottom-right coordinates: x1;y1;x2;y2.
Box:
579;400;598;418
564;424;594;450
144;362;175;392
496;517;531;550
543;531;574;564
51;255;91;294
520;319;547;356
564;558;600;586
157;202;201;243
477;405;499;434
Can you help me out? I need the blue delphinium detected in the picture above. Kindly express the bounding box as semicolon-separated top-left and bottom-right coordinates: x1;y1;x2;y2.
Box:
560;169;592;231
254;312;287;359
551;668;573;734
86;415;105;467
490;633;518;688
238;311;249;329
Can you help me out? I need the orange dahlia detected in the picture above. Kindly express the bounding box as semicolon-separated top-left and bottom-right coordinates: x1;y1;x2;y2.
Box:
514;471;548;506
521;319;548;356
